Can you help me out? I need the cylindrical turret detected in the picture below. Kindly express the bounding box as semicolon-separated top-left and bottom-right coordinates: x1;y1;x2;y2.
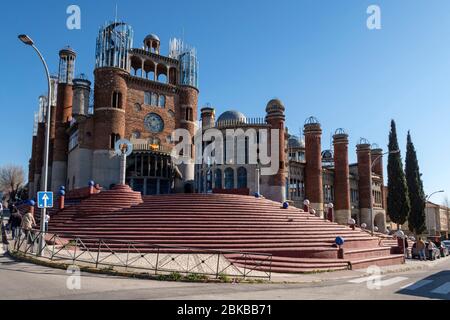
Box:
357;139;372;227
176;86;199;192
72;75;92;118
371;146;384;177
51;47;76;192
264;99;286;203
304;117;324;217
93;68;127;149
333;129;351;224
200;106;215;129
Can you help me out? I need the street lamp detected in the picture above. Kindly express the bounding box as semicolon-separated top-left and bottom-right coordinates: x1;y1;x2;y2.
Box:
369;149;400;236
426;190;445;202
18;34;52;255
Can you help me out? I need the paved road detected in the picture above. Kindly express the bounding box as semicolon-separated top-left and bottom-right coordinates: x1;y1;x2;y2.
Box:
1;250;450;300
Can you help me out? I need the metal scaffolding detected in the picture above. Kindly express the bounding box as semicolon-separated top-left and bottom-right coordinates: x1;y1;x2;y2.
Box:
95;21;134;70
169;38;199;88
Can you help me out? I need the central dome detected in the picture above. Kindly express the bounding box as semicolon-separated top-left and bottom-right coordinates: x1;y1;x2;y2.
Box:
217;110;247;123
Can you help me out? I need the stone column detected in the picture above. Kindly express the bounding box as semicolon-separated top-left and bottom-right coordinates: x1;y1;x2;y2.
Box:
304;119;324;217
357;142;372;228
333;130;351;224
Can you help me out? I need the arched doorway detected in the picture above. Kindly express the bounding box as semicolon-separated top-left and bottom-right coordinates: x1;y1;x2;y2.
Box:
374;212;386;233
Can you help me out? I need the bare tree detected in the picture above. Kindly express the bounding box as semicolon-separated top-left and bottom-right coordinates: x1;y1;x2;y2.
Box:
0;165;25;202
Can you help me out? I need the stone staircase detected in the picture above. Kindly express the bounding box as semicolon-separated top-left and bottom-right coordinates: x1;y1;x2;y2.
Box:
46;190;404;273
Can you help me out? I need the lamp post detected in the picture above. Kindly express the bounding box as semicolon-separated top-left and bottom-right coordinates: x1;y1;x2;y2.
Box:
426;190;444;237
369;149;400;236
426;190;444;202
19;34;52;255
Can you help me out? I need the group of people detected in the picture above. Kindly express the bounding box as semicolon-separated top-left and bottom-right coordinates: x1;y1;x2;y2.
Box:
0;202;50;252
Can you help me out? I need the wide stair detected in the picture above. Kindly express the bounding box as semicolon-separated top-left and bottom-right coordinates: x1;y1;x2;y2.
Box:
47;192;404;273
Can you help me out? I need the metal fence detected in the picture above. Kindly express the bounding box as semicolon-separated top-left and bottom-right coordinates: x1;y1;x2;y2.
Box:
9;230;272;280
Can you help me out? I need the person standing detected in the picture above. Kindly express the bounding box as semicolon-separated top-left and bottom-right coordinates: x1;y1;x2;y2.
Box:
1;222;8;252
417;237;426;261
21;202;36;243
9;207;22;240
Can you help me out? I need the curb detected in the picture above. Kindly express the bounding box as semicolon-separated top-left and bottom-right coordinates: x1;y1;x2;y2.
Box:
6;251;269;285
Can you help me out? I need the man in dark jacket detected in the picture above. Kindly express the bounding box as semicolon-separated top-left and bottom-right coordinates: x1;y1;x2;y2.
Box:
9;207;22;240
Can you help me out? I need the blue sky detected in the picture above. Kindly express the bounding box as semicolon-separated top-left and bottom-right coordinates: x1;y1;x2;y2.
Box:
0;0;449;204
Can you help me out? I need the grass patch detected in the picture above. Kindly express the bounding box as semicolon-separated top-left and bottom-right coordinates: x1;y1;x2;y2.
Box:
185;273;209;282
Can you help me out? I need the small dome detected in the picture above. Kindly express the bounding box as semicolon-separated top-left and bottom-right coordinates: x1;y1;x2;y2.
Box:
144;34;160;42
266;99;285;113
217;110;247;123
322;150;334;161
59;46;76;57
288;135;305;149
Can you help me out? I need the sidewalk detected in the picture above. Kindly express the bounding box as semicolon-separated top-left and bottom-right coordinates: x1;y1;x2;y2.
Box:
269;256;450;283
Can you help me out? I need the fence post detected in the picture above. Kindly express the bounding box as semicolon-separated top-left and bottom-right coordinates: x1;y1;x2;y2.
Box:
125;243;130;271
215;252;220;279
95;239;101;268
243;254;247;280
155;247;160;275
72;239;78;264
269;255;273;281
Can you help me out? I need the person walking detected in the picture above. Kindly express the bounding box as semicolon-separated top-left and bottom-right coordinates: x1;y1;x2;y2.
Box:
21;202;36;244
417;237;426;261
1;222;9;252
9;207;22;240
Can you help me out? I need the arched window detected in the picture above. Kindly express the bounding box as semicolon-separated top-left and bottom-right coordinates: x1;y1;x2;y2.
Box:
224;168;234;189
144;92;151;105
237;167;247;189
134;103;142;112
158;95;166;108
158;73;167;83
151;93;158;106
112;91;122;109
185;107;193;121
110;133;120;149
215;169;222;189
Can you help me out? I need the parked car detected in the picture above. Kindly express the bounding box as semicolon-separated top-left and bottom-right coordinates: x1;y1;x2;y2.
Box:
426;242;441;260
427;237;449;257
439;244;449;257
442;240;450;251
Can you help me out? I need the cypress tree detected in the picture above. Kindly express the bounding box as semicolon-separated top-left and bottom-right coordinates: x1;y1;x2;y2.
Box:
405;131;426;235
387;120;410;227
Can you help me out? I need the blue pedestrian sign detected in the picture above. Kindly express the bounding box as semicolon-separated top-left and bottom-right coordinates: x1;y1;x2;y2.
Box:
37;192;53;209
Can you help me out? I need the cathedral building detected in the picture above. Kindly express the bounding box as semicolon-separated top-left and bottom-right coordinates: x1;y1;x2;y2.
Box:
27;20;387;231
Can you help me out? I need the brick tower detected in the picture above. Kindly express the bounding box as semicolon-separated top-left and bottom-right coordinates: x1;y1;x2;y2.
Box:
356;139;373;228
304;117;324;217
177;86;198;192
51;47;76;192
333;129;351;224
200;106;215;130
264;99;286;203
